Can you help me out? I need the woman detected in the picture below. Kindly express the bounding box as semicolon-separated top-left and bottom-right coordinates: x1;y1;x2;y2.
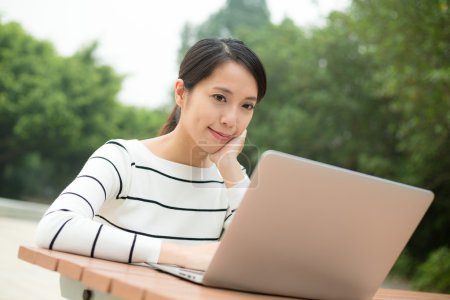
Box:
35;38;267;271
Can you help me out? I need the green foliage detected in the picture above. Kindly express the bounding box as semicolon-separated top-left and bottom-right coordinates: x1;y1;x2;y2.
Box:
114;105;168;139
0;20;167;201
412;247;450;293
349;0;450;262
178;0;271;61
236;14;404;182
389;250;418;279
350;0;450;184
195;0;270;38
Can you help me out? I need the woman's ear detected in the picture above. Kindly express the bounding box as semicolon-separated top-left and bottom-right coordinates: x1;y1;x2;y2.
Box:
175;79;186;107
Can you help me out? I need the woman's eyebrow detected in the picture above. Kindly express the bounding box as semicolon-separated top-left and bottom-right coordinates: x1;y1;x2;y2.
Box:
212;86;257;101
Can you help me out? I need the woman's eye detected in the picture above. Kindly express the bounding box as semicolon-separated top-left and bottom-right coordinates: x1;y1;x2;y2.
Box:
212;94;226;102
243;103;255;111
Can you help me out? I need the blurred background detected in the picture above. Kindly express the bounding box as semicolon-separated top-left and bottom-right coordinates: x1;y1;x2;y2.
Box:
0;0;449;296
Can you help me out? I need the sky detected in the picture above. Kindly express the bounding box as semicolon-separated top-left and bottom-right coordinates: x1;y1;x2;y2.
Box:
0;0;350;109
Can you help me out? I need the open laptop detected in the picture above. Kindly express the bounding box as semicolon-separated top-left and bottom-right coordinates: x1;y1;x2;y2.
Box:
148;150;433;300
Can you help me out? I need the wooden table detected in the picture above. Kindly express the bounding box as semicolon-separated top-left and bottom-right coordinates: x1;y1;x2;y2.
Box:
18;245;450;300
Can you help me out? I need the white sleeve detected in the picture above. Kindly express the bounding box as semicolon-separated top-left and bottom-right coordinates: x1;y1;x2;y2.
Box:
222;169;251;231
34;141;161;263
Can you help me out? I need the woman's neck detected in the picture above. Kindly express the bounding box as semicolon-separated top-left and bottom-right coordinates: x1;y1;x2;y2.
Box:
143;128;212;168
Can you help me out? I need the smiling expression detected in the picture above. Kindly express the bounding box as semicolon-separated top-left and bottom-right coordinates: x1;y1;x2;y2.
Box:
175;61;258;154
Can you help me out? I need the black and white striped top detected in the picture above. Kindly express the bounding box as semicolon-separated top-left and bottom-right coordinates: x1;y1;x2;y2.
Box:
35;139;249;264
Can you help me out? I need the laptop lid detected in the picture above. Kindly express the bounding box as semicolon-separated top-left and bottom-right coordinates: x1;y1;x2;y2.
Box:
203;150;433;300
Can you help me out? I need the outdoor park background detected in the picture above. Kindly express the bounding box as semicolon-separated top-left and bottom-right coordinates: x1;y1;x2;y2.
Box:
0;0;448;294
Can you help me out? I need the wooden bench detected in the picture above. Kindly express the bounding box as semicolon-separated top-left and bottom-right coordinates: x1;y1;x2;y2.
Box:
18;245;450;300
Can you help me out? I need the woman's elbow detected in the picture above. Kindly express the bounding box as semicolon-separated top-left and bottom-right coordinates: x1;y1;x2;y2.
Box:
34;217;52;249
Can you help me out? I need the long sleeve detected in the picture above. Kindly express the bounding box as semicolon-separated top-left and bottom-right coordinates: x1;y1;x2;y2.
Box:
222;173;251;231
35;141;162;263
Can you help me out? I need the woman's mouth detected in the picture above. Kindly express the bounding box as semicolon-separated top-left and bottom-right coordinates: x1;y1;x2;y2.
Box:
208;127;233;142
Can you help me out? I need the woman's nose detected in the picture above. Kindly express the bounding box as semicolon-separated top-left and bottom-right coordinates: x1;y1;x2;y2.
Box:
220;108;237;128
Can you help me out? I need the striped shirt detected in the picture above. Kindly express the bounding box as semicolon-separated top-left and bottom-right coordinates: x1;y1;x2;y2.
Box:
35;139;249;264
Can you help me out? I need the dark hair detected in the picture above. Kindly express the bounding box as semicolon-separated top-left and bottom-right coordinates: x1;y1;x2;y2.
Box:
159;38;266;135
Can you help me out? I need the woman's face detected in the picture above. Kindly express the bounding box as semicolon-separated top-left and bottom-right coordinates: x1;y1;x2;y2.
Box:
176;61;258;154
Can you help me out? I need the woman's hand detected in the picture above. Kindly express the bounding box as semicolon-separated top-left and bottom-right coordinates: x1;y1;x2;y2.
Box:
209;130;247;187
158;242;220;271
209;130;247;164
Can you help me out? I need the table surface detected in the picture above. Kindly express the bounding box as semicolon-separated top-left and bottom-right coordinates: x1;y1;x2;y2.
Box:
17;245;450;300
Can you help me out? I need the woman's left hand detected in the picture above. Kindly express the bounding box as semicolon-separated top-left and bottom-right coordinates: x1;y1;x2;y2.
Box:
209;129;247;165
209;130;247;187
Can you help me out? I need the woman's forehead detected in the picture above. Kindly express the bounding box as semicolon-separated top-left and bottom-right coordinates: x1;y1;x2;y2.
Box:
200;61;257;93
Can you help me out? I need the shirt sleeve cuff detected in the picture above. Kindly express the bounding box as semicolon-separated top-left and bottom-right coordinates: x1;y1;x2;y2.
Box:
225;175;251;208
133;235;162;263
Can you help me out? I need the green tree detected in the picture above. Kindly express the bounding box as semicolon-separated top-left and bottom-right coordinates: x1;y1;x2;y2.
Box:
239;15;402;179
196;0;270;37
114;104;168;139
412;246;450;293
178;0;271;61
349;0;450;261
0;20;166;201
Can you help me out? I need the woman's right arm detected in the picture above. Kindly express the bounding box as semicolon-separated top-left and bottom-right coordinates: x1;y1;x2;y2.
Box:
34;141;161;263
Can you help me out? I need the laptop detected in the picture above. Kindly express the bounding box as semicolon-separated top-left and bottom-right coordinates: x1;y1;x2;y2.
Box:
148;150;433;300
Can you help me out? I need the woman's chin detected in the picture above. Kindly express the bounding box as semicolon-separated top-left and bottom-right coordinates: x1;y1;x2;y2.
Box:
199;143;225;155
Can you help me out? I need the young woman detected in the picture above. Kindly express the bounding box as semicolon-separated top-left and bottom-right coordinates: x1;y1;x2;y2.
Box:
35;38;267;271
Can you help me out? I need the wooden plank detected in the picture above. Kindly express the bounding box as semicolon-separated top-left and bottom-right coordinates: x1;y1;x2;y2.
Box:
112;271;216;300
18;246;58;269
34;251;59;271
111;278;147;300
54;252;94;281
374;288;450;299
81;268;113;293
17;245;38;264
57;259;83;281
110;265;178;300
